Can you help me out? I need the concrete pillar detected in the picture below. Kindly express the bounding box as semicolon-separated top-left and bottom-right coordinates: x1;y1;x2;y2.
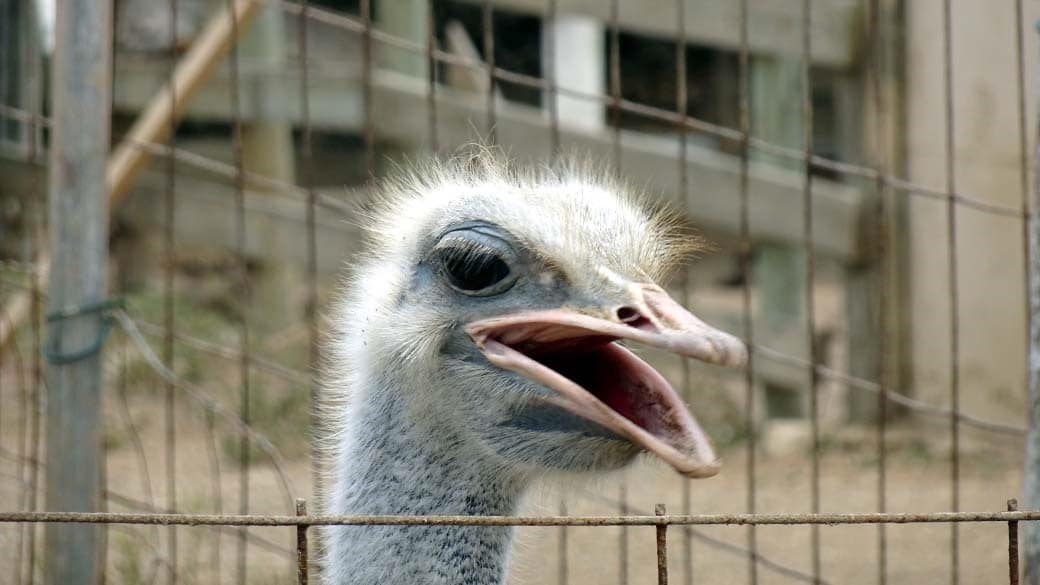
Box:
542;14;605;132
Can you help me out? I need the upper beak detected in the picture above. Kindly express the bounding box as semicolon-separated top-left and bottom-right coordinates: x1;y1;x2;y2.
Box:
465;283;746;478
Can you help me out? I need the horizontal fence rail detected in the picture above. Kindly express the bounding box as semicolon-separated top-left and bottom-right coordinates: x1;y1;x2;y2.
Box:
2;510;1039;527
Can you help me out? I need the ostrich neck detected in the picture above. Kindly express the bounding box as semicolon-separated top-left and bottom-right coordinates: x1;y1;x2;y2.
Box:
326;377;525;585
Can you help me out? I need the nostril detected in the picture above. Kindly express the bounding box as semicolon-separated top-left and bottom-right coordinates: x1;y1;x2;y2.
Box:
616;306;640;323
616;306;655;331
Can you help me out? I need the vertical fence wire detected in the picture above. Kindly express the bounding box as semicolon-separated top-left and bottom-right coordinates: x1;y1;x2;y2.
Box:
672;2;695;583
22;7;44;582
1010;499;1021;585
26;138;42;585
115;339;164;583
297;0;323;510
867;1;889;584
940;1;961;583
544;0;560;158
799;1;822;583
482;0;497;143
163;1;181;582
4;285;14;585
608;3;628;584
1015;0;1032;427
656;504;669;585
361;0;374;177
541;3;567;583
296;499;309;585
204;407;224;582
426;0;439;151
224;2;252;584
736;1;758;583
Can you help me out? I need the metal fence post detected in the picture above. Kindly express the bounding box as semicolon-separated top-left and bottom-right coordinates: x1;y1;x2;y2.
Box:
43;1;112;584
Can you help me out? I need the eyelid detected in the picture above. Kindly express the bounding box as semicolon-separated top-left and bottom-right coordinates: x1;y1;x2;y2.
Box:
436;238;500;260
433;229;518;264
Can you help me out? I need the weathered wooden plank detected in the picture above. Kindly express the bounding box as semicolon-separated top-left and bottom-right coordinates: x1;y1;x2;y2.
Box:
455;0;863;68
112;65;869;262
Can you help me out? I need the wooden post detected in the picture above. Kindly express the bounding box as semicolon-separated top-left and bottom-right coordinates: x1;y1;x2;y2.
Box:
43;1;112;585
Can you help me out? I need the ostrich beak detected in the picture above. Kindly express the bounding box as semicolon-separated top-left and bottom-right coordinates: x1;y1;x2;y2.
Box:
465;283;747;479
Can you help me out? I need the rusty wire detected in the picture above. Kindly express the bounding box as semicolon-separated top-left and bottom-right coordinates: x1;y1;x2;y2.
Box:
735;2;758;584
162;1;181;582
1;508;1039;527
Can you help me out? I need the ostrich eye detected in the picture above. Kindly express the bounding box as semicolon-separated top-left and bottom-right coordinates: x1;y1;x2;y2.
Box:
442;248;511;293
432;223;519;296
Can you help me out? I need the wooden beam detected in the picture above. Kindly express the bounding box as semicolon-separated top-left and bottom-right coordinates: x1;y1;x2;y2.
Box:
455;0;863;68
112;67;869;262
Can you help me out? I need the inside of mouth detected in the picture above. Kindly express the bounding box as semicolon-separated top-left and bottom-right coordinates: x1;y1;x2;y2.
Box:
508;336;677;439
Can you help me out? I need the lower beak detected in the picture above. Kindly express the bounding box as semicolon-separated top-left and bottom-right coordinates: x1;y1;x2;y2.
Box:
465;284;746;478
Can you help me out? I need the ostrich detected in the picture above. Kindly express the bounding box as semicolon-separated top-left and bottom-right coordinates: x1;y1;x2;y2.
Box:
322;153;746;585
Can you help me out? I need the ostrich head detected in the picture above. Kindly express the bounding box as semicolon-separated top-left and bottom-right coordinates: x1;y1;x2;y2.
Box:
325;153;746;484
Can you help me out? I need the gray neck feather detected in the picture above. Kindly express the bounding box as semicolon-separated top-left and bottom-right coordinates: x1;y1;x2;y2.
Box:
325;376;525;585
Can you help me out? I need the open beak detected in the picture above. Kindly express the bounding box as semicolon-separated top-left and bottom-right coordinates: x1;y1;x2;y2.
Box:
465;283;747;479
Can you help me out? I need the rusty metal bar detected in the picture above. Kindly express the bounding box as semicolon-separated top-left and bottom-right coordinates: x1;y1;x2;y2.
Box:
1011;499;1021;585
296;499;309;585
656;504;669;585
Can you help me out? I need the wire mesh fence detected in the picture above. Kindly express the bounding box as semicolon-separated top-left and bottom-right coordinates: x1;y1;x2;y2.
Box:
0;0;1036;583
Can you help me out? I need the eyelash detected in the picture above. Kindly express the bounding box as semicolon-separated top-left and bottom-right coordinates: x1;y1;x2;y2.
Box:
438;241;512;293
